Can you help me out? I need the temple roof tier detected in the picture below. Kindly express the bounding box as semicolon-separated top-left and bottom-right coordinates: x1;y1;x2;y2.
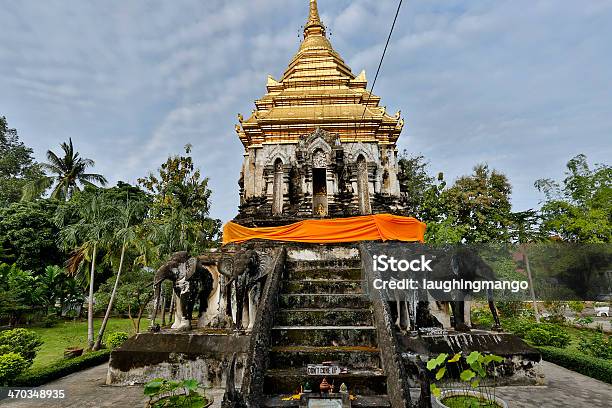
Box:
235;0;404;149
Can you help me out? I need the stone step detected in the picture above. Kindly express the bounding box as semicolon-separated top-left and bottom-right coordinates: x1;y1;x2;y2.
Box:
269;346;381;370
282;279;364;295
279;294;370;309
285;258;362;271
263;368;387;396
271;326;378;347
262;395;391;408
285;266;362;281
275;308;373;326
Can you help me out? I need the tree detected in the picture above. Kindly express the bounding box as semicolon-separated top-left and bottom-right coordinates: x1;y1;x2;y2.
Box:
397;153;467;243
398;153;435;218
0;200;63;272
0;264;39;326
138;144;221;257
0;116;44;205
96;268;154;332
535;154;611;243
23;138;107;201
444;164;513;243
55;190;114;349
93;197;146;350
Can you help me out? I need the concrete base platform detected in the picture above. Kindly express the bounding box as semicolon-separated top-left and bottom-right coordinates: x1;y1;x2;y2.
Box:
106;329;250;387
401;330;544;386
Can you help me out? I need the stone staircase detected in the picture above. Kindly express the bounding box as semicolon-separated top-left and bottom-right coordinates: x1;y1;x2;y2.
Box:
262;246;391;407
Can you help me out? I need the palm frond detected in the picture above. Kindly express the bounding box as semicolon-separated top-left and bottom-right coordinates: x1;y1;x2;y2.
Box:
21;176;53;201
79;173;108;185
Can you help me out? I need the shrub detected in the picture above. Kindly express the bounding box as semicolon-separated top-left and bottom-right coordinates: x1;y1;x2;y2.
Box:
40;315;61;328
470;307;493;329
525;328;551;346
0;352;29;385
567;301;585;314
502;318;536;337
504;319;570;348
578;332;612;360
574;317;593;328
538;346;612;384
10;349;111;387
106;332;129;349
0;328;43;364
496;301;522;318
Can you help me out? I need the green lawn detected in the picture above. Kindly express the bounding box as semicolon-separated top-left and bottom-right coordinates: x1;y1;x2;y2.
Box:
29;318;135;369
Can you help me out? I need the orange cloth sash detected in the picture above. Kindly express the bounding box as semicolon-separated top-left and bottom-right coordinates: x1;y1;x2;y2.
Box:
222;214;426;245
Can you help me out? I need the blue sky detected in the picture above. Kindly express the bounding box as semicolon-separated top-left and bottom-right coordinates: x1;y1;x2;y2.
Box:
1;0;611;222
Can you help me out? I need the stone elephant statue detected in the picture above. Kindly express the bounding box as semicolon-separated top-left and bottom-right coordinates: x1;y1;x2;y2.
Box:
217;248;262;331
150;251;213;331
424;247;502;332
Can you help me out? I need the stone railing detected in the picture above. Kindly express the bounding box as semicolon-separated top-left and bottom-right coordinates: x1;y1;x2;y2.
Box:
360;242;415;408
240;246;286;407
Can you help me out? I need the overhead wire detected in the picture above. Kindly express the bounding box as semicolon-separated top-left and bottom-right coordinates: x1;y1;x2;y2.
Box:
354;0;404;142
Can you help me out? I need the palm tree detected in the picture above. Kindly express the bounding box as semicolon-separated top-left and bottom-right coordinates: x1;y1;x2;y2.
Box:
55;191;114;349
93;198;144;350
23;138;107;200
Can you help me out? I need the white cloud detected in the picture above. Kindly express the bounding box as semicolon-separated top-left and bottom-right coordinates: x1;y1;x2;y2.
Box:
0;0;610;222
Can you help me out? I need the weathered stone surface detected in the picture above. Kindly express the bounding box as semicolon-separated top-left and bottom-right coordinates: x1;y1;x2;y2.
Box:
400;330;544;386
106;331;250;387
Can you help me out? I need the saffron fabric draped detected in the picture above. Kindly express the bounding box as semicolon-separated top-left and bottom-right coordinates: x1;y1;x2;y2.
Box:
222;214;426;245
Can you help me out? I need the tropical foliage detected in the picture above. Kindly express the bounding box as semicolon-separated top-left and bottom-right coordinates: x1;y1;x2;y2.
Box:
23;138;107;201
0;116;45;205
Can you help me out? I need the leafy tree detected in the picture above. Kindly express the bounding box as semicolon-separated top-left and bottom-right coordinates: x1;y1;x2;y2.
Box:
0;116;44;205
93;197;147;350
138;144;221;257
23;138;107;201
398;153;435;218
96;268;154;332
55;190;115;349
445;164;513;243
535;154;611;243
0;264;39;326
0;200;63;272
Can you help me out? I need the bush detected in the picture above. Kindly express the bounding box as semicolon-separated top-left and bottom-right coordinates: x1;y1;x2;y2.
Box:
502;317;536;336
496;301;522;318
106;332;129;349
0;328;43;363
578;332;612;360
10;349;111;387
526;328;551;346
470;307;494;329
567;301;585;314
40;315;61;328
0;352;29;385
538;346;612;384
503;319;570;348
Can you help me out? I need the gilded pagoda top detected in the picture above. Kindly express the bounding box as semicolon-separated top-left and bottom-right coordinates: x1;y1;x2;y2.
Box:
235;0;404;148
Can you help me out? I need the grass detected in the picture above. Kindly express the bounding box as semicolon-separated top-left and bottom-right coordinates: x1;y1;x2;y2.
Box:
28;318;134;369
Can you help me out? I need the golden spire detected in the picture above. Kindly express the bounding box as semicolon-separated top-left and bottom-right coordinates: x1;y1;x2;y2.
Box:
304;0;325;38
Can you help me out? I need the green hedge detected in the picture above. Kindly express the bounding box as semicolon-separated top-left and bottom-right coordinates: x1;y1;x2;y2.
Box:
537;346;612;384
10;349;111;387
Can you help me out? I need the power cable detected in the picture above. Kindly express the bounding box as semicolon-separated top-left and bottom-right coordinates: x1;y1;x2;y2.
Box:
355;0;403;141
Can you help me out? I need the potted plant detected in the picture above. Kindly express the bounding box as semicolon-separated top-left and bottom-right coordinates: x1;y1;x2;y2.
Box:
427;351;508;408
144;378;212;408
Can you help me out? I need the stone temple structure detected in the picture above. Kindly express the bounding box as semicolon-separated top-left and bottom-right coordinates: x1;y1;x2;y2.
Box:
234;0;404;225
108;3;543;407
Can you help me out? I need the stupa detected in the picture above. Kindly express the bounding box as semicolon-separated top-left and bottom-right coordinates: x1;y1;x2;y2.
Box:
234;0;405;226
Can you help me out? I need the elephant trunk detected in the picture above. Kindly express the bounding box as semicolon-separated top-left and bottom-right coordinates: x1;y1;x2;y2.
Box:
150;282;161;327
